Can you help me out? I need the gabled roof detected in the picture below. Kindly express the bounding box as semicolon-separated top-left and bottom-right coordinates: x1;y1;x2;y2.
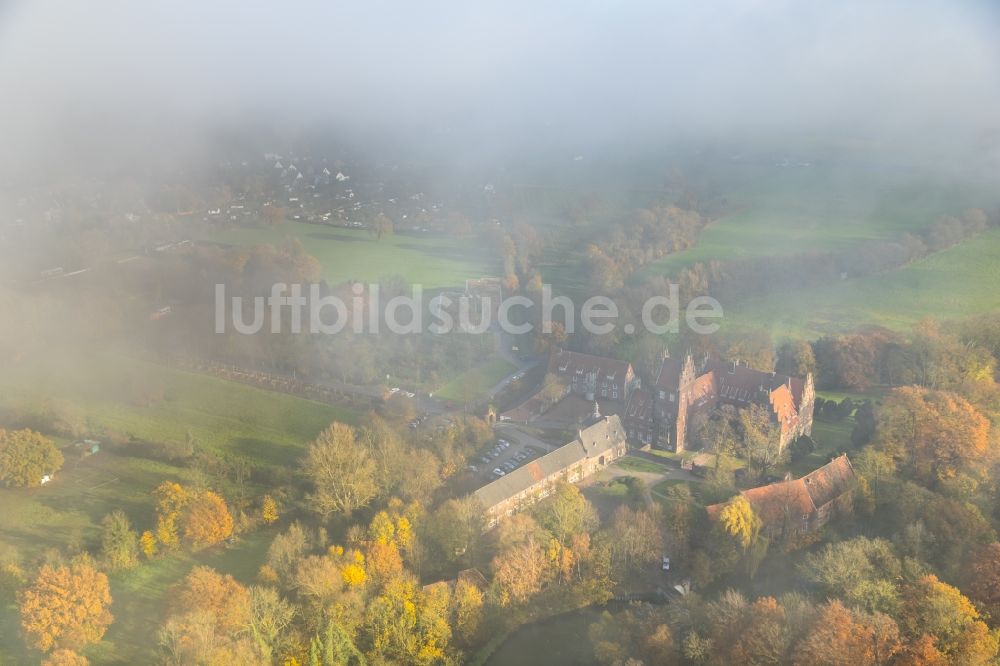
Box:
706;455;855;528
654;356;685;390
548;349;633;384
802;454;854;508
769;384;798;427
624;388;653;421
473;415;626;510
741;477;816;525
703;359;807;407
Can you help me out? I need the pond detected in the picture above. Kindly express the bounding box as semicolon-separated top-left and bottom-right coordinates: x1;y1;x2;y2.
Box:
485;606;609;666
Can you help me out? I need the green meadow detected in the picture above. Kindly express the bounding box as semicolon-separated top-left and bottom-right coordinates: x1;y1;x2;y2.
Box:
636;164;995;281
434;358;517;403
722;227;1000;338
0;352;353;663
198;221;497;288
0;351;355;467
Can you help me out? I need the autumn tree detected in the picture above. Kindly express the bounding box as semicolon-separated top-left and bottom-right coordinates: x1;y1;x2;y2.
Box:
738;404;783;479
246;586;295;661
875;387;991;484
491;537;547;607
19;562;113;652
730;596;790;664
362;575;453;664
266;522;312;583
776;339;817;379
423;496;485;570
898;575;998;664
303;423;378;518
42;650;90;666
696;404;739;468
964;542;1000;616
308;620;365;666
792;600;900;666
182;490;234;548
173;566;252;636
100;510;139;571
798;537;901;615
718;495;760;551
450;578;484;646
534;482;598;544
153;481;190;549
261;494;279;525
0;428;64;488
607;505;662;573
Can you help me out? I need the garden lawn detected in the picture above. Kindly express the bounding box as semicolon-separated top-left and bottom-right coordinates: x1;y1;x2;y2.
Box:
434;358;516;402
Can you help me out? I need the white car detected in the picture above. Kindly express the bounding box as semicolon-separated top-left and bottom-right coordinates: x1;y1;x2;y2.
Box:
493;468;505;477
389;387;400;394
662;556;670;571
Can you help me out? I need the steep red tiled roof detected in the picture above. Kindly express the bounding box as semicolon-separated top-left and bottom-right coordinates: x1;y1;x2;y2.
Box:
769;384;798;431
706;455;855;529
802;454;854;508
742;479;816;525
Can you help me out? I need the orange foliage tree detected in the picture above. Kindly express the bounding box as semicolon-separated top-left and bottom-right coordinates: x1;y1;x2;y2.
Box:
875;387;990;484
19;562;113;652
183;490;234;548
173;566;251;635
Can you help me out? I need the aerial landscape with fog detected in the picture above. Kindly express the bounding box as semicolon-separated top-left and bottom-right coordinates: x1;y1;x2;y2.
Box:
1;1;1000;664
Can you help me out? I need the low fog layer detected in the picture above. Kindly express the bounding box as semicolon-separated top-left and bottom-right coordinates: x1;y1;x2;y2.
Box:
0;0;998;173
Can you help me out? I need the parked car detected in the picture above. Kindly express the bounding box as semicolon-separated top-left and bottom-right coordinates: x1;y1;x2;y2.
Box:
466;465;478;472
493;468;505;477
662;556;670;571
481;456;490;464
503;462;516;472
498;439;510;448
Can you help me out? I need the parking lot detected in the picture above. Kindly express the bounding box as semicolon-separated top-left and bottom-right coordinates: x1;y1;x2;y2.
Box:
466;427;557;482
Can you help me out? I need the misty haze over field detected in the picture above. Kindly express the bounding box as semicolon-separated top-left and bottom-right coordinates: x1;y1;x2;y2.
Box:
1;0;999;173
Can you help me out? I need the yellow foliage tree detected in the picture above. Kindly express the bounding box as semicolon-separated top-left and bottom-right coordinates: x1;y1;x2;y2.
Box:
19;562;113;652
341;563;367;587
42;649;90;666
153;481;190;549
261;495;279;525
719;495;761;551
140;531;157;559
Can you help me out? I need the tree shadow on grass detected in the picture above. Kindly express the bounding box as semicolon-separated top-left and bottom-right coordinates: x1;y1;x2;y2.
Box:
229;437;301;468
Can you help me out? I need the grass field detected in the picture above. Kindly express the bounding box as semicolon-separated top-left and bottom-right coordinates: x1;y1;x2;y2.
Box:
788;420;855;477
722;227;1000;338
198;221;497;288
434;358;516;402
635;164;994;281
0;351;354;663
0;351;355;467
